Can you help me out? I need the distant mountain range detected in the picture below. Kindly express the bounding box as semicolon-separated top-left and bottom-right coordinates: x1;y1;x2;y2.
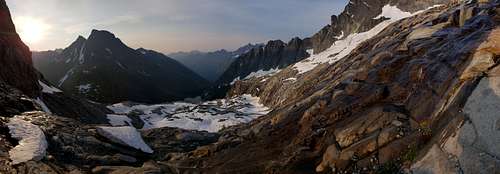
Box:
168;43;263;82
33;30;208;104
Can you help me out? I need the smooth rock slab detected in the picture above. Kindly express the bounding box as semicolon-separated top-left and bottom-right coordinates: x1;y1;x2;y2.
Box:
411;145;457;174
463;76;500;157
96;126;153;154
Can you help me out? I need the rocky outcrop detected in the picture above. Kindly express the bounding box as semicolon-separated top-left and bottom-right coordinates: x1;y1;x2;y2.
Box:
40;92;110;124
0;81;37;116
164;1;500;173
33;30;209;104
141;127;219;161
0;1;40;97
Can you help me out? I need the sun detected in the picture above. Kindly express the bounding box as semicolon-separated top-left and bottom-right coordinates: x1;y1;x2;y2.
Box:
14;17;50;44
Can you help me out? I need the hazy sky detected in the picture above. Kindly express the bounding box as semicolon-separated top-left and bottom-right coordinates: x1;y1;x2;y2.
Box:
7;0;348;53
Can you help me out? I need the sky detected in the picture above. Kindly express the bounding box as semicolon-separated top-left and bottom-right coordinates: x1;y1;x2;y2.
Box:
7;0;348;53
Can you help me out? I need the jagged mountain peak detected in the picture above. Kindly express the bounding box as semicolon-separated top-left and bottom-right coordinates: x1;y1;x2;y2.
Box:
136;47;149;53
75;35;86;42
88;29;117;40
66;35;86;49
85;29;127;50
232;43;265;55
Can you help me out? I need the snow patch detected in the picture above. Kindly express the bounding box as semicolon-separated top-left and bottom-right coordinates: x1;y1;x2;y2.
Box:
105;48;113;54
244;68;281;79
77;84;92;94
34;97;52;114
230;68;281;85
335;31;345;39
116;61;126;69
39;81;62;94
374;5;412;20
58;68;75;87
362;1;371;8
230;77;241;85
96;126;153;153
7;118;48;165
78;43;86;64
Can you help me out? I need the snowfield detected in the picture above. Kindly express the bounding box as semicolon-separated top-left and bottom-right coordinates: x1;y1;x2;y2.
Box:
293;5;438;74
107;94;270;132
34;97;52;114
7;117;48;165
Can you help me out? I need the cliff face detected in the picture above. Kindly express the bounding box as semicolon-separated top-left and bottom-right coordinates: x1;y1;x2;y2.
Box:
0;1;40;97
311;0;452;54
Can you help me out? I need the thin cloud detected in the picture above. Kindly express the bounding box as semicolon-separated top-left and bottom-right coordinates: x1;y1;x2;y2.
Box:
64;15;143;34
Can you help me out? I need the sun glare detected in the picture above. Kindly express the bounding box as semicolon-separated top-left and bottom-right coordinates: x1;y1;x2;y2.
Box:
14;17;49;44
